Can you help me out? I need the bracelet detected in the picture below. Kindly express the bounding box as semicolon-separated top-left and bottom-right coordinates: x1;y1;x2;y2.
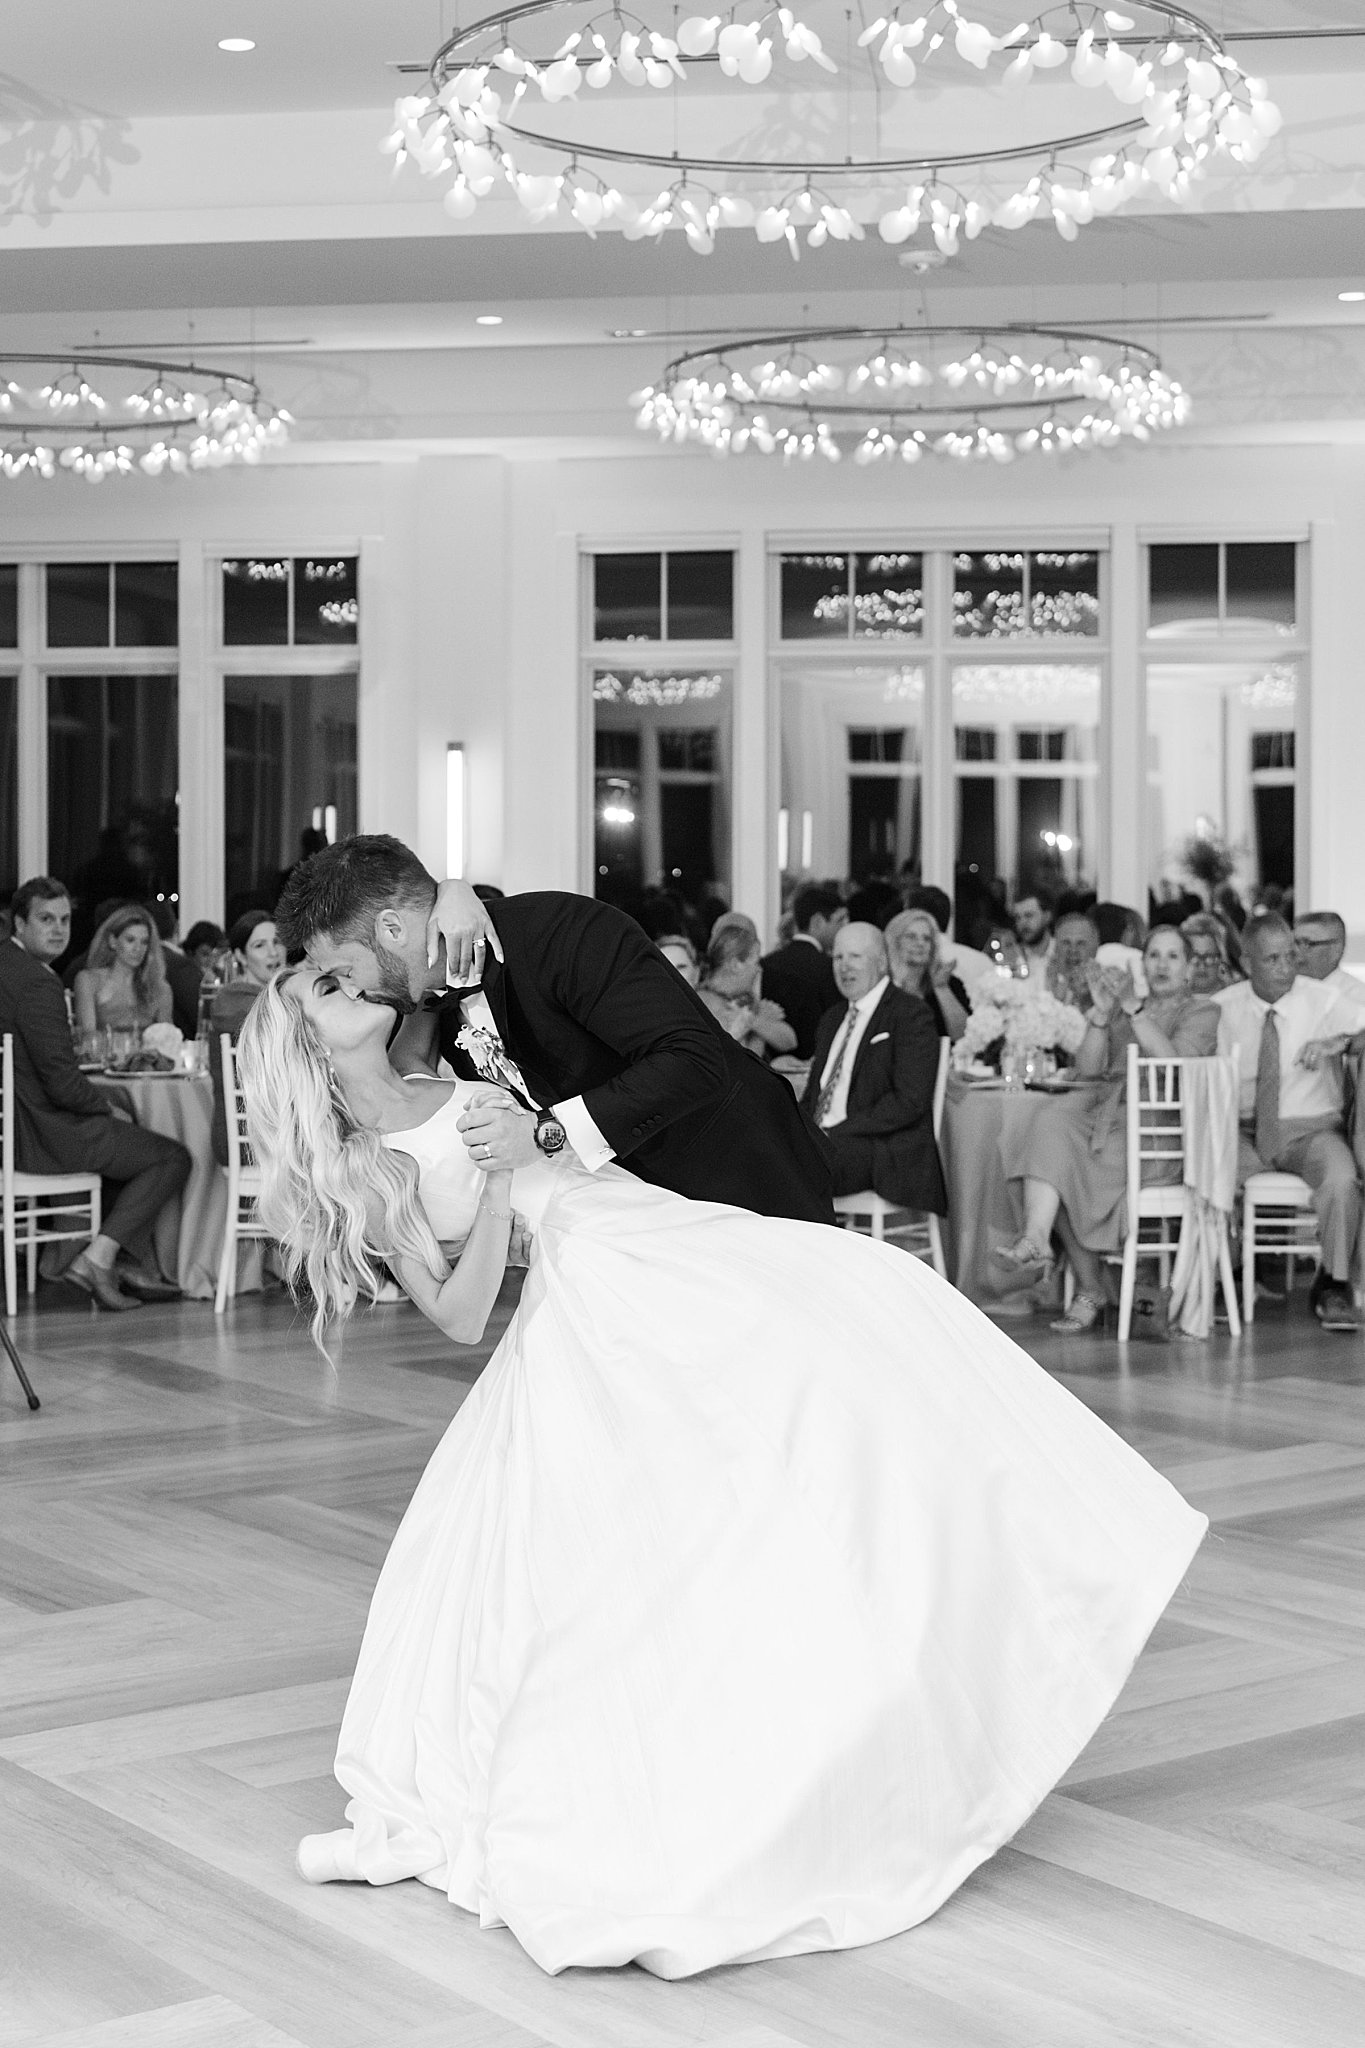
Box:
478;1204;515;1223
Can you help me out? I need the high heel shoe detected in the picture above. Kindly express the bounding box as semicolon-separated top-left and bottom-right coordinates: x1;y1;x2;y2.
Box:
990;1237;1054;1285
1050;1291;1105;1335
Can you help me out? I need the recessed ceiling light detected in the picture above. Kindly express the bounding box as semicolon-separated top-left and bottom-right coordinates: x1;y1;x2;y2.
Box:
1340;290;1365;303
218;37;256;52
475;314;503;326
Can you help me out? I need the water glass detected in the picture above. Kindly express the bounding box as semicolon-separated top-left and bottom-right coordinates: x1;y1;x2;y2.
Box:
106;1027;140;1071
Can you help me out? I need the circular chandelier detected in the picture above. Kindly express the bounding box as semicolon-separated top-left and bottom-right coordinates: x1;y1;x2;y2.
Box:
0;354;292;481
633;325;1190;462
385;0;1283;256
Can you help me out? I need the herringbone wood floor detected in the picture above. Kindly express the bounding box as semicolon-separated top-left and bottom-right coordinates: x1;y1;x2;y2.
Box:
3;1275;1364;2048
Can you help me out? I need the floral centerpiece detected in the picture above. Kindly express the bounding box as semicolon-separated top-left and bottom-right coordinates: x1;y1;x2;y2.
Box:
954;976;1088;1075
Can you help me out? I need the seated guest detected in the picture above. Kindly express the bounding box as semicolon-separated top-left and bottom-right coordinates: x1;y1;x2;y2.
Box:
884;909;969;1041
1182;911;1240;995
1214;915;1365;1331
760;882;844;1059
1046;910;1100;1011
699;924;797;1061
149;900;202;1039
904;885;995;993
1294;910;1365;1018
210;910;287;1164
72;904;172;1037
1011;889;1055;981
657;932;701;989
801;922;946;1215
996;927;1218;1334
0;878;189;1309
184;920;226;978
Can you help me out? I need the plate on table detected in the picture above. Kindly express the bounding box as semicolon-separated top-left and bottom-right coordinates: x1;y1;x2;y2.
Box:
1025;1074;1077;1093
956;1063;1000;1085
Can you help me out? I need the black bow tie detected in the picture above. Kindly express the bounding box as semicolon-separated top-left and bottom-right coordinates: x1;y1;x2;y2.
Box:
424;985;485;1009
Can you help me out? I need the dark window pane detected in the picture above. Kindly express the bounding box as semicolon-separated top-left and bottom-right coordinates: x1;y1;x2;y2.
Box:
1253;784;1295;890
848;728;906;763
223;674;358;916
1226;542;1296;631
659;783;718;897
954;552;1025;639
1016;729;1069;762
955;727;997;762
222;558;289;645
294;557;358;645
594;553;661;641
666;551;733;639
47;674;178;950
853;553;923;638
956;779;997;881
46;562;110;648
1251;730;1296;772
0;566;16;649
1017;779;1065;895
114;561;178;648
1029;551;1099;636
780;554;849;639
0;674;16;901
595;729;641;771
1149;543;1218;631
658;728;717;772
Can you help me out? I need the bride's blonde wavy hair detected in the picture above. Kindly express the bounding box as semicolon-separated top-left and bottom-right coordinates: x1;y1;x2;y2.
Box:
236;970;446;1352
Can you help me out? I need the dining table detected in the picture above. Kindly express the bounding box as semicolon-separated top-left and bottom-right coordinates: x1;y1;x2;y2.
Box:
88;1069;265;1301
939;1071;1105;1313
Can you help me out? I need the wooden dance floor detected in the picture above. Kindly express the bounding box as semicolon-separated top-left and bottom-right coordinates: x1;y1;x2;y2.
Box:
3;1280;1364;2047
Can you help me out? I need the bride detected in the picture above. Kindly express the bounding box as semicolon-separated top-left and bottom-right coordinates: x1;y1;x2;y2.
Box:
237;965;1206;1982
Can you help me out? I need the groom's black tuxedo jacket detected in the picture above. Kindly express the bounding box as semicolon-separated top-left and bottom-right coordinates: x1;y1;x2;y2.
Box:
436;891;835;1225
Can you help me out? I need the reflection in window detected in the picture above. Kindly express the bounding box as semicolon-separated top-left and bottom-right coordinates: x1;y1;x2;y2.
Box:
221;557;358;646
223;558;289;645
47;674;179;930
778;663;923;886
294;557;358;645
0;566;17;649
1147;660;1299;904
223;674;358;916
114;562;179;647
46;562;112;648
592;667;732;911
953;552;1099;639
1148;541;1296;637
592;552;734;641
779;552;923;639
0;674;15;901
951;664;1100;943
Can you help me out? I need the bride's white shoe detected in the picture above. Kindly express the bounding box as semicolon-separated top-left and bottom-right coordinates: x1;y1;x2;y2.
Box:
296;1829;363;1883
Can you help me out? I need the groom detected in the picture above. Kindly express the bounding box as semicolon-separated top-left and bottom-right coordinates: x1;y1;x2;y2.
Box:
275;835;835;1225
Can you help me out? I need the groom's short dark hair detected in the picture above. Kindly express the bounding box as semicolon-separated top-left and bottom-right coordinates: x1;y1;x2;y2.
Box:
275;834;436;951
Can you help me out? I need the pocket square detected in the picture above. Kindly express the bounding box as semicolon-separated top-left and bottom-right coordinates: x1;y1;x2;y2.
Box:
869;1032;891;1044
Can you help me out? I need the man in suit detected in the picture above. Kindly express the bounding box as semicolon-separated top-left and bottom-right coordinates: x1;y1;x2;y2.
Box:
275;836;835;1226
801;922;946;1215
0;877;189;1309
760;882;845;1061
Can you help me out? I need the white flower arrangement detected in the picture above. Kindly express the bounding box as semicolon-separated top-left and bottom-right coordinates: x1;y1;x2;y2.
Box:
954;976;1087;1070
140;1021;184;1059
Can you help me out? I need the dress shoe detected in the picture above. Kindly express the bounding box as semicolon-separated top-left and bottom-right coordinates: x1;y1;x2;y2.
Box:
66;1258;142;1311
116;1267;183;1304
1310;1271;1361;1332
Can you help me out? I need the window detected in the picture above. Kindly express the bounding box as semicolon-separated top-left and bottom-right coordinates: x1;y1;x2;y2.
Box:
0;673;15;900
953;551;1099;639
45;561;178;648
778;552;923;640
952;665;1100;941
223;674;358;914
1147;661;1301;904
777;662;923;883
1148;541;1297;637
222;557;358;646
591;666;732;909
47;673;179;918
0;565;16;649
591;552;734;642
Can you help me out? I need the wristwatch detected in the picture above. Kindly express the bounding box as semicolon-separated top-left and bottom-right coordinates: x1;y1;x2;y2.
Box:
533;1109;568;1157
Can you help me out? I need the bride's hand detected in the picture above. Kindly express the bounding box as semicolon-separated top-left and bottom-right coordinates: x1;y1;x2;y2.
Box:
458;1097;540;1171
427;879;504;985
506;1216;534;1267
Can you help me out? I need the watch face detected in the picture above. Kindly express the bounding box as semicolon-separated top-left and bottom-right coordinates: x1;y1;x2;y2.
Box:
536;1117;568;1155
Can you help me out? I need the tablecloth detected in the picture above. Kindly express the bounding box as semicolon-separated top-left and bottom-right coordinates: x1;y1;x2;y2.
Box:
91;1073;264;1301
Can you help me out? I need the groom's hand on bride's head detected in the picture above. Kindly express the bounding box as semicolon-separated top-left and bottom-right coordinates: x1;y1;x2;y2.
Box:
427;879;505;984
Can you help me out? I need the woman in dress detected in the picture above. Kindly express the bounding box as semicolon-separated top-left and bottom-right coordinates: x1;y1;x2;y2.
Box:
235;967;1206;1981
697;921;797;1060
209;910;287;1164
995;925;1220;1334
72;904;172;1036
883;909;969;1040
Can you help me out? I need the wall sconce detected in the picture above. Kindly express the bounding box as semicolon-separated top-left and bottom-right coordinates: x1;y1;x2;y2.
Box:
311;803;339;843
777;807;790;872
446;743;466;880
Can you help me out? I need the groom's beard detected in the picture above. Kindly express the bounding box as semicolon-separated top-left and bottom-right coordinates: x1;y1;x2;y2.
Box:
356;951;422;1016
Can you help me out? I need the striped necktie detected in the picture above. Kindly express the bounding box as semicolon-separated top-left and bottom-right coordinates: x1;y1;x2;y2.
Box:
815;1003;859;1128
1254;1006;1281;1163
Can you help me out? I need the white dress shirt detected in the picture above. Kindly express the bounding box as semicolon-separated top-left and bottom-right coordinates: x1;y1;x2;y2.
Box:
1324;964;1365;1019
816;976;889;1130
453;985;615;1172
1015;937;1054;984
1212;975;1363;1123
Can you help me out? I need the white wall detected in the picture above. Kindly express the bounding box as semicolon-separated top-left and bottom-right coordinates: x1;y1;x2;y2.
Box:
2;432;1363;944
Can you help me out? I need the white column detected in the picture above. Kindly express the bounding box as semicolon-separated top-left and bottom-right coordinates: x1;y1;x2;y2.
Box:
176;542;222;928
1106;522;1142;907
733;524;772;934
17;562;45;881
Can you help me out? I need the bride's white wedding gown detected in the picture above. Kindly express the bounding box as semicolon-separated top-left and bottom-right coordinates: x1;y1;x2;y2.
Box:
298;1080;1205;1979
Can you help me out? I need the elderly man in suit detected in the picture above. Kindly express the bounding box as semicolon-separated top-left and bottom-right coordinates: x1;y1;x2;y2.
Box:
801;922;946;1216
0;876;189;1310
